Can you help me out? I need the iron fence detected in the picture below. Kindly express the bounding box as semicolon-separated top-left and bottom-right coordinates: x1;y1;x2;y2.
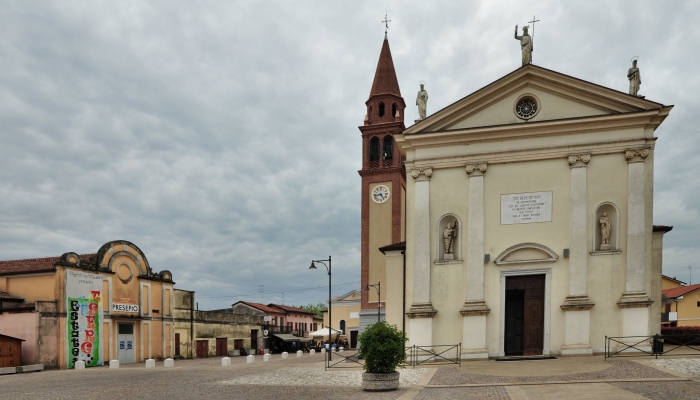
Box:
325;343;463;369
605;334;700;359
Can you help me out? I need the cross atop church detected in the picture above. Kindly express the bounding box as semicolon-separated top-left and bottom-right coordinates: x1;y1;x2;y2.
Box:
382;13;391;37
528;15;540;50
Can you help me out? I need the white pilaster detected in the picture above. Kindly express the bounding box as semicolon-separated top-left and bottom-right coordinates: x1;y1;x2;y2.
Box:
618;149;652;336
461;163;489;359
406;167;435;346
561;154;593;354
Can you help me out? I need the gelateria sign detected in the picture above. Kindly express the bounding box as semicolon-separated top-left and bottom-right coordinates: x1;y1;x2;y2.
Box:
65;270;102;368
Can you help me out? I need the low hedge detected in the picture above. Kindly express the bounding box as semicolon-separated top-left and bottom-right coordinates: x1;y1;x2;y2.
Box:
661;326;700;345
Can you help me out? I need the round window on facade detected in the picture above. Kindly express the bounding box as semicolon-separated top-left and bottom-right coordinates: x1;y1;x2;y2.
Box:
514;95;539;120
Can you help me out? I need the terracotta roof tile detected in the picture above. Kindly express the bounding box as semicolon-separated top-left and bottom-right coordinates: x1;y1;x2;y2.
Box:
268;303;315;315
663;284;700;299
237;301;285;314
0;254;94;276
369;37;401;99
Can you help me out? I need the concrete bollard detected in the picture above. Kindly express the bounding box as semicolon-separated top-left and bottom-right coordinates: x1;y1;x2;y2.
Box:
221;357;231;367
74;361;85;370
109;360;120;369
281;352;288;359
263;353;270;362
310;349;315;355
339;347;344;352
246;355;255;364
164;358;174;368
296;350;302;358
332;347;337;352
145;359;155;368
321;348;326;354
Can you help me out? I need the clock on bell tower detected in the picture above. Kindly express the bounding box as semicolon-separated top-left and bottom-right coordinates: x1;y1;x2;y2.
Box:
358;34;406;333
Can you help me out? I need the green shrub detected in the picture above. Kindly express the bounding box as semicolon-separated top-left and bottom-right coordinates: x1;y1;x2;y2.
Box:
358;322;407;373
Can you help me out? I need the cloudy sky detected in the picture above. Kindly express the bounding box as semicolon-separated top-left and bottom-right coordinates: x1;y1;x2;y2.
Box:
1;1;698;309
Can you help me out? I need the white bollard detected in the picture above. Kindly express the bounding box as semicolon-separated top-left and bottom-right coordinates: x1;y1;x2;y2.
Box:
74;360;85;370
221;357;231;367
321;348;326;354
263;353;270;362
145;359;155;368
246;355;255;364
296;350;302;358
310;349;315;355
332;347;337;352
339;347;344;352
164;358;174;368
281;352;288;359
109;360;119;369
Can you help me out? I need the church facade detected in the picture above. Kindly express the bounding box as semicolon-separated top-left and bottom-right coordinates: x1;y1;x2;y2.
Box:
368;37;672;357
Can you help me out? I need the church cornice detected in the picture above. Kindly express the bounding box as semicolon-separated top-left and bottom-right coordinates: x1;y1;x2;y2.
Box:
358;166;404;177
405;64;670;134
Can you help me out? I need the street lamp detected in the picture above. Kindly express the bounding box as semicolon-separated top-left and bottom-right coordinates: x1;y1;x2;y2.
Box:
309;255;331;361
366;282;381;323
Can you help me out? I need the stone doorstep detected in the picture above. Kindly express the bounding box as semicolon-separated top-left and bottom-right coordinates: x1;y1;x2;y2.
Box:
424;377;690;388
1;364;44;374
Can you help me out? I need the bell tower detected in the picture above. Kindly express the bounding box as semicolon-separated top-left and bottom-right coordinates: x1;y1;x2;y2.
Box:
358;34;406;332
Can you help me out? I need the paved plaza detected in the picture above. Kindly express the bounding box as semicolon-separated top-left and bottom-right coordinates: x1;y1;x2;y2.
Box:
2;353;700;399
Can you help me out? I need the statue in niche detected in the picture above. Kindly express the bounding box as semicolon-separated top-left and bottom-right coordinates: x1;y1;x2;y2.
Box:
599;211;612;250
442;221;457;260
514;25;533;66
627;59;641;96
416;83;428;121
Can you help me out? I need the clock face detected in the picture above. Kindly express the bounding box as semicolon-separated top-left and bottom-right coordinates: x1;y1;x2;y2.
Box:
371;185;390;204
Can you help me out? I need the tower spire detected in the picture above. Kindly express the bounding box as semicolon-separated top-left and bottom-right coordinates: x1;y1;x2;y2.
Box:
368;35;402;100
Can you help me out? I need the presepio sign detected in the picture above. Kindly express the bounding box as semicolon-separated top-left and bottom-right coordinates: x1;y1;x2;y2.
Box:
65;270;103;368
112;303;139;313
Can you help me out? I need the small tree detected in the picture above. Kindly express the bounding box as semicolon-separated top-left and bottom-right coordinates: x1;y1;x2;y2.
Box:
358;322;407;373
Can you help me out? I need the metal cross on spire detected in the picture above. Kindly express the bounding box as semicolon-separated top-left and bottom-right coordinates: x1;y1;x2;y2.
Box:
528;15;540;51
381;12;391;38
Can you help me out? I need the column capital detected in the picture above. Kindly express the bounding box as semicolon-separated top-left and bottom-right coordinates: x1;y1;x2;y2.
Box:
625;148;650;163
465;162;487;176
410;167;432;181
567;153;591;168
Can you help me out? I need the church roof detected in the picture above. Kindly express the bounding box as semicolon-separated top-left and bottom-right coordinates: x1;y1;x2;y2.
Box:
405;64;671;135
368;37;401;99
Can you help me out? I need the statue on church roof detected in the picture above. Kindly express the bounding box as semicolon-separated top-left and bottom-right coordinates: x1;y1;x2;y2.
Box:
416;83;428;121
627;59;641;96
514;25;533;66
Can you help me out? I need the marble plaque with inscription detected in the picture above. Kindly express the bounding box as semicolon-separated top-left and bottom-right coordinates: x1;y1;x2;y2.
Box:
500;191;552;224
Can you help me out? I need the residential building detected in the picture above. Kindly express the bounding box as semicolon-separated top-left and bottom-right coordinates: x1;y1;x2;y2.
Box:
322;289;361;348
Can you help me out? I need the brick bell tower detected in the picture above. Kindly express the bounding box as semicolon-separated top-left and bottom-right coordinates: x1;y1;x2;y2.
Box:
358;34;406;333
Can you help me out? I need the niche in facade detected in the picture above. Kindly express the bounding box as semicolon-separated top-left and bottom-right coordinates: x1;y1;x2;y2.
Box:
595;202;619;251
437;214;460;262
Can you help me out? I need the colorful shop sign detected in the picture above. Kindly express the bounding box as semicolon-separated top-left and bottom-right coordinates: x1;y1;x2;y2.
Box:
65;270;103;368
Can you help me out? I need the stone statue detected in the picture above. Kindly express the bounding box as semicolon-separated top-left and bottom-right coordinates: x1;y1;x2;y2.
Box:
627;59;641;96
514;25;532;66
416;83;428;120
442;221;457;260
599;211;611;250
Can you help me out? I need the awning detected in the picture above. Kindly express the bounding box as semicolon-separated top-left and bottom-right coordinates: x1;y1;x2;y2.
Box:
308;327;342;337
272;333;312;343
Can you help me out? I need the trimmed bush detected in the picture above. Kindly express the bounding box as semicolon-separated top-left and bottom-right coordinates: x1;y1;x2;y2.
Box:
358;322;407;374
661;326;700;345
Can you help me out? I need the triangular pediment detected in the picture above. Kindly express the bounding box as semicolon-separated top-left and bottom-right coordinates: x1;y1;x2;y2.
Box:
405;64;667;134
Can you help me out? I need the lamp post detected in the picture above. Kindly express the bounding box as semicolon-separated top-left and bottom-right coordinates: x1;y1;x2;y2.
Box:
309;255;331;361
366;282;381;323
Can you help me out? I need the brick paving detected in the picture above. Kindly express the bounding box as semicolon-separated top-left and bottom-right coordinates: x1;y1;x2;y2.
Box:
2;355;700;399
611;381;700;400
428;359;676;385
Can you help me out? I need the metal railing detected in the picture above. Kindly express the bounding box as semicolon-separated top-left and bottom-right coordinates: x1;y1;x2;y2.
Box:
325;350;363;369
324;343;463;369
406;343;462;367
605;334;700;359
